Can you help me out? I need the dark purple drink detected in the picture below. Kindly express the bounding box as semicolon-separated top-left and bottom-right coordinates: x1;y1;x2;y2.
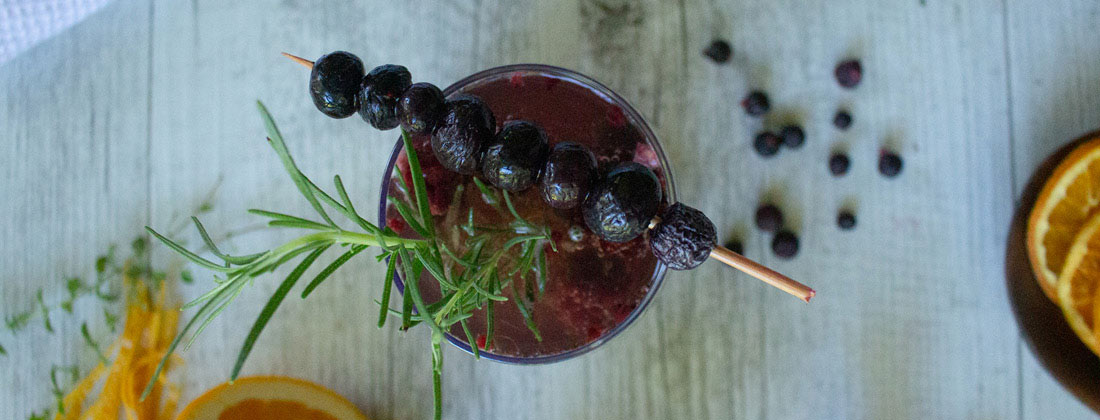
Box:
380;65;675;362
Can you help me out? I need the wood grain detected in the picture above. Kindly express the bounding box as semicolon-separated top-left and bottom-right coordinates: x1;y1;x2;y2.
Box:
1;0;1099;419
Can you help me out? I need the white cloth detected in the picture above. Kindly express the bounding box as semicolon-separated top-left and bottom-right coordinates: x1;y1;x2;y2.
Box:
0;0;112;64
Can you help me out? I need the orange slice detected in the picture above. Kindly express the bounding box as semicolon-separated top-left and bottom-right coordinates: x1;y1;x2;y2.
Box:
1057;212;1100;356
1028;134;1100;302
176;376;368;420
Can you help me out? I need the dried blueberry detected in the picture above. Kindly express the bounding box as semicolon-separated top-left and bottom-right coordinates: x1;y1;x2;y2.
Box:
541;142;598;209
879;151;903;178
755;204;784;232
309;51;364;118
779;125;805;149
772;230;799;259
702;40;732;63
829;153;850;176
835;59;862;88
741;91;770;116
837;211;856;230
398;82;445;136
754;132;781;157
358;65;412;130
649;203;717;270
833;110;852;130
431;94;496;174
481;120;550;192
582;162;663;243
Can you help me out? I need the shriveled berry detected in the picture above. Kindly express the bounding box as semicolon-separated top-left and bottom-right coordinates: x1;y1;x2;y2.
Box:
398;82;445;136
835;59;862;88
649;203;717;270
481;120;550;192
833;110;852;130
879;151;903;178
772;230;799;259
755;204;784;232
431;94;496;174
741;91;770;116
358;65;412;130
754;132;781;157
837;211;857;230
829;153;850;176
582;162;663;243
702;40;732;63
541;142;598;209
309;51;364;118
779;125;805;149
724;239;744;255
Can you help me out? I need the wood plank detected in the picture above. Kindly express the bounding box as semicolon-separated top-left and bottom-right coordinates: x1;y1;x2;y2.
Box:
1006;1;1100;418
0;0;152;418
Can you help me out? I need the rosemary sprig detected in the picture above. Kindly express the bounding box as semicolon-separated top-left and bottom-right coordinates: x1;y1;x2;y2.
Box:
140;102;555;420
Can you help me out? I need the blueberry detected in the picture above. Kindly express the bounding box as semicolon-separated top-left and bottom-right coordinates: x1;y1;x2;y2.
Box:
741;91;770;116
754;132;781;157
779;125;805;149
649;203;718;270
879;151;903;178
480;120;550;192
833;110;852;130
541;142;598;209
702;40;732;63
755;204;784;232
772;230;799;259
398;82;445;136
358;65;412;130
835;59;862;88
309;51;365;118
837;211;856;230
582;162;663;243
829;153;850;176
724;239;744;255
431;94;496;174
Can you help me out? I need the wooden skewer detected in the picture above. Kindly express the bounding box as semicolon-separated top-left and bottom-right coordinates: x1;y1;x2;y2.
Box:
282;52;314;68
710;246;815;302
282;52;816;302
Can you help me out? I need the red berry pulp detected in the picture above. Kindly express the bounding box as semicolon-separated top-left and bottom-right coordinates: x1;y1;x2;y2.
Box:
383;68;672;359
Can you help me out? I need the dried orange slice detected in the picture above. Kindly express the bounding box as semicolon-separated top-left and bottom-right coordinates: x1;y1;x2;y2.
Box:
176;376;368;420
1028;134;1100;302
1057;212;1100;356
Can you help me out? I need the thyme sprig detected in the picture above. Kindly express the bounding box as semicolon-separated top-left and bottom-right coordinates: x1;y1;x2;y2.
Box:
141;102;554;420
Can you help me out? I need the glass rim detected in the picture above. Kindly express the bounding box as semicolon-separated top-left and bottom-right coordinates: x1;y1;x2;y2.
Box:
377;63;677;365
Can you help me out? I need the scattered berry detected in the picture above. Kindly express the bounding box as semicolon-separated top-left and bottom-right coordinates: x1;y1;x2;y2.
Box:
833;110;852;130
582;162;663;243
837;211;857;230
309;51;364;118
724;239;744;255
541;142;598;209
649;203;718;270
740;91;770;117
754;132;781;157
481;120;550;192
878;151;903;178
772;230;799;259
829;153;850;176
779;125;805;149
702;40;732;63
431;94;496;174
835;59;863;88
398;82;445;136
755;204;784;233
358;65;412;130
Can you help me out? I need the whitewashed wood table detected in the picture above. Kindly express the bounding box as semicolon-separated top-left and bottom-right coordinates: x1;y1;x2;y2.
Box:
3;0;1100;419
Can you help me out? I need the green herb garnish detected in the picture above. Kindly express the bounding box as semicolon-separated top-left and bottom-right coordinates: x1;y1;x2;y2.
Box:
141;101;553;420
